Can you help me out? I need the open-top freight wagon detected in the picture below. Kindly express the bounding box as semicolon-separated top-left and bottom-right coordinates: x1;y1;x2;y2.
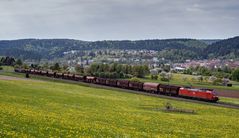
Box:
96;78;107;85
128;81;144;90
159;84;181;96
143;83;160;93
117;80;130;88
86;76;96;83
55;73;63;78
106;79;118;87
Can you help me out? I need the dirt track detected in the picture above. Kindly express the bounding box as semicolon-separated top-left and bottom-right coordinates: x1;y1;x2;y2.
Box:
0;75;28;81
0;75;43;82
215;89;239;98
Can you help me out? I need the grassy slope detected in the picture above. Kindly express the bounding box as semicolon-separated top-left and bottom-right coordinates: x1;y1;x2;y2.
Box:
0;78;239;137
220;97;239;105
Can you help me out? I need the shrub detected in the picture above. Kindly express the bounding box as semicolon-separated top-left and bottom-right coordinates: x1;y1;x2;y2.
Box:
196;76;203;82
160;72;172;81
130;77;141;82
232;68;239;81
212;78;222;85
94;72;100;77
125;74;133;79
99;72;106;78
161;77;169;81
151;75;158;80
209;76;217;82
14;65;20;69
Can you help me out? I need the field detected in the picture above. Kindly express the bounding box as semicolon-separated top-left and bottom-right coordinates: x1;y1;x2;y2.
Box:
138;73;239;91
0;75;239;137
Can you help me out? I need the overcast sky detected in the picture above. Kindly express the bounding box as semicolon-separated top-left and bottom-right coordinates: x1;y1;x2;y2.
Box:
0;0;238;40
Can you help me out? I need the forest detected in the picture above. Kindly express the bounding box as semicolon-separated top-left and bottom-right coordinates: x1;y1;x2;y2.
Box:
0;37;238;62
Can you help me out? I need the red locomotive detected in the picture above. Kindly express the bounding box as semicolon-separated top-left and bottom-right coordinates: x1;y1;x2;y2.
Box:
179;88;219;102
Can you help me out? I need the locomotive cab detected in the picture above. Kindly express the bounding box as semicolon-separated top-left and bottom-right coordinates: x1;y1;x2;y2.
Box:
211;90;219;102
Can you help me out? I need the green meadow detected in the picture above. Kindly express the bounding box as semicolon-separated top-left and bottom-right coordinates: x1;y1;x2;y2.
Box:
137;73;239;91
0;76;239;137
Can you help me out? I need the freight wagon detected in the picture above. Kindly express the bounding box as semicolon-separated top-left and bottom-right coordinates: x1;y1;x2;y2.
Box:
96;78;107;85
106;79;118;87
47;71;55;77
40;71;47;76
55;73;63;78
86;76;96;83
129;81;144;90
143;83;160;93
159;84;181;95
68;74;75;80
74;75;85;81
117;80;129;88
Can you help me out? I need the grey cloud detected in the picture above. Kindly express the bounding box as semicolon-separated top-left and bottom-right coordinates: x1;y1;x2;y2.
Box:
0;0;238;40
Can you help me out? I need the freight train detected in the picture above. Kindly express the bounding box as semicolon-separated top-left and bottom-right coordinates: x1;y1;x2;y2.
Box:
14;69;219;102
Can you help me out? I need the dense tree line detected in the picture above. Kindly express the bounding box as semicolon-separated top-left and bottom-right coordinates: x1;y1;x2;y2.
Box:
183;66;233;78
182;65;239;82
0;56;16;66
17;62;149;79
158;49;200;62
0;56;23;70
85;63;149;78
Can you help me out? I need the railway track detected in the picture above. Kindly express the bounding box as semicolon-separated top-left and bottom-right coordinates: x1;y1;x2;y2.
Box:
27;74;239;110
216;101;239;109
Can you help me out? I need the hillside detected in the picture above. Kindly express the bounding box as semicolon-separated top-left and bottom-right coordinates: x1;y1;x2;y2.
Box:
206;36;239;59
199;39;221;45
0;39;89;60
0;75;238;137
0;39;207;61
0;37;239;62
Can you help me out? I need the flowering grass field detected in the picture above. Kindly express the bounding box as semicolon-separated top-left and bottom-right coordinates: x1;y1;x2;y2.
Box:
0;77;239;137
